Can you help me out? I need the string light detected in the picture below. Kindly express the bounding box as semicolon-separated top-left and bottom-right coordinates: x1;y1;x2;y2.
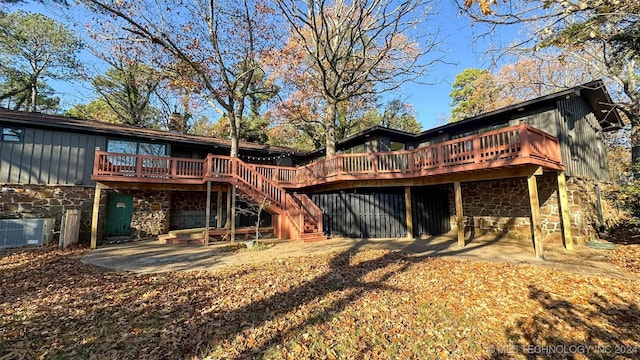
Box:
239;152;296;162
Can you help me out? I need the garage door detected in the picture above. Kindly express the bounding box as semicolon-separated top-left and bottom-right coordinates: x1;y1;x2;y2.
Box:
411;185;451;236
311;189;406;238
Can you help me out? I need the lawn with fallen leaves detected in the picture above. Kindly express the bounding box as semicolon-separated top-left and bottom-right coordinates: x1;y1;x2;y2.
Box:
1;245;639;359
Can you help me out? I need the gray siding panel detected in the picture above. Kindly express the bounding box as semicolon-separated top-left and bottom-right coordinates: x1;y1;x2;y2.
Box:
0;123;106;185
29;131;44;184
0;138;10;183
50;131;63;184
523;109;558;137
556;97;609;180
59;132;72;183
39;130;54;184
8;139;23;184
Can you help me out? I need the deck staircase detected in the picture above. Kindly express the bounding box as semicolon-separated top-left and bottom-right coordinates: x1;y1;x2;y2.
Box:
154;156;326;243
288;193;326;242
232;159;326;242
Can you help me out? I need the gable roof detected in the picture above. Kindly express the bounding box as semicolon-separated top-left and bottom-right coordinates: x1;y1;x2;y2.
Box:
417;79;622;139
0;108;302;155
308;80;623;156
0;80;622;159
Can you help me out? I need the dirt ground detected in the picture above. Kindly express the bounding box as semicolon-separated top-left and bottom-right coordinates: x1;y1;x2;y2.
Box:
81;233;637;280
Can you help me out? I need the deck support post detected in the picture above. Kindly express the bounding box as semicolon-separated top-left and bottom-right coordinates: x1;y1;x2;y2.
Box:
527;173;544;259
226;185;232;230
557;171;573;251
216;190;223;229
90;184;103;249
230;185;237;243
454;181;464;247
405;186;413;239
205;181;211;246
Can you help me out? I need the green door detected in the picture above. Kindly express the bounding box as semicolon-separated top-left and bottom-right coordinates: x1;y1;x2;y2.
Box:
106;194;133;236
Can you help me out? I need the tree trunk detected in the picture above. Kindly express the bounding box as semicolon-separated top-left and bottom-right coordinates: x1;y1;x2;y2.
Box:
228;110;240;158
325;100;337;157
230;133;240;158
229;102;245;158
632;123;640;171
30;78;37;112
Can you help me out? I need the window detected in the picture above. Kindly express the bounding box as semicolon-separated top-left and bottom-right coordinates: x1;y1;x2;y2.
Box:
451;130;476;140
107;139;137;154
107;139;167;156
138;142;166;156
389;142;405;151
1;127;23;142
346;144;365;154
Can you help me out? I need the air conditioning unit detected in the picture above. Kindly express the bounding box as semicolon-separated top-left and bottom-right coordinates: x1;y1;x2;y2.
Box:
0;218;55;249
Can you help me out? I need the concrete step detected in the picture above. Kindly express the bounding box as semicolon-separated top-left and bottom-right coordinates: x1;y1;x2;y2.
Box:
301;235;328;243
166;228;207;239
160;237;206;245
300;232;327;242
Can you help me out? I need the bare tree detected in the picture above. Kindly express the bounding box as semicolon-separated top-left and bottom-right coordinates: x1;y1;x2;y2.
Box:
275;0;443;156
455;0;640;166
82;0;279;157
234;192;271;246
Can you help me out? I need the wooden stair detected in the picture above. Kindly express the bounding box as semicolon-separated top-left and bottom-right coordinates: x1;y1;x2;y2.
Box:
158;228;208;245
152;157;327;244
231;161;327;242
158;227;276;245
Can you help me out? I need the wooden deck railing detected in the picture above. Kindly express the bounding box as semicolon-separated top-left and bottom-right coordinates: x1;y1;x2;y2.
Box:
252;123;563;186
93;123;562;189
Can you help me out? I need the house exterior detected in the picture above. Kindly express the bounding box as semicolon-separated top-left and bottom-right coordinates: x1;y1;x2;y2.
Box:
0;80;622;258
0;110;300;244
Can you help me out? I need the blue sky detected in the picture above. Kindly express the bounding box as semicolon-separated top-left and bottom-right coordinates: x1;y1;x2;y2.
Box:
9;1;511;132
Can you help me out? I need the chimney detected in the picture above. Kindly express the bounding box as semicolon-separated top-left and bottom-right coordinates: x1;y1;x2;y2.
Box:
168;112;185;133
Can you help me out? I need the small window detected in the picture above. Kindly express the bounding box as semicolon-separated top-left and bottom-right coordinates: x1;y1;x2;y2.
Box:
451;130;476;140
1;127;23;142
390;142;405;151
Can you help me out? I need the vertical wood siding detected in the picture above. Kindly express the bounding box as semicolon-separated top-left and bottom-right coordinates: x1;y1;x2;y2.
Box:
311;189;406;238
411;186;451;236
311;186;451;239
555;97;609;180
0;125;106;185
521;109;558;137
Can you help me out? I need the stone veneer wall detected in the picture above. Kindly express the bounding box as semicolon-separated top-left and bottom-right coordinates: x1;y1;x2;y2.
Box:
117;190;171;238
0;185;172;243
0;184;106;242
448;173;620;244
170;191;224;230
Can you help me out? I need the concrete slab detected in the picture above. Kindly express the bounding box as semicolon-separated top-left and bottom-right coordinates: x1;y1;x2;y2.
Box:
81;234;638;279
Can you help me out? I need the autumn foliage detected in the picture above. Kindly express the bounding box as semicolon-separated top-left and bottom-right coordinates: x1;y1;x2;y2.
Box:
1;246;639;358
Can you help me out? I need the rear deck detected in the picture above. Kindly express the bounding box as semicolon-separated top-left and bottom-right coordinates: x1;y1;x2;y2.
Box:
90;123;571;258
92;123;563;188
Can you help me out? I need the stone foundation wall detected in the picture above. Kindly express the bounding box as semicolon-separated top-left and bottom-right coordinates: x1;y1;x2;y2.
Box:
449;173;620;244
119;190;171;238
0;184;106;242
0;185;172;243
170;191;224;230
452;178;534;242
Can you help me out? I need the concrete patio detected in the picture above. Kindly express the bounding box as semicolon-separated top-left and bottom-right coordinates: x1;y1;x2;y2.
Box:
80;234;635;280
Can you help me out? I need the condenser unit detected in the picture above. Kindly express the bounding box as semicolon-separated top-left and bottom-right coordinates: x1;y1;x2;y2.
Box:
0;218;55;249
